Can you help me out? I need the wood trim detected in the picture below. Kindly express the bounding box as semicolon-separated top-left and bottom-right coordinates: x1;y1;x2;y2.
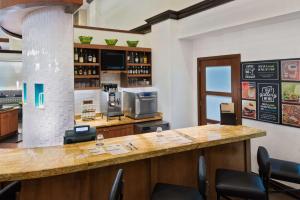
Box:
74;25;145;35
74;43;151;52
0;49;22;54
130;0;235;33
205;91;232;97
0;38;9;43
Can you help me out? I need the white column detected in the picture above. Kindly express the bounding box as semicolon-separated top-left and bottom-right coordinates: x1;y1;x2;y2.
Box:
22;7;74;147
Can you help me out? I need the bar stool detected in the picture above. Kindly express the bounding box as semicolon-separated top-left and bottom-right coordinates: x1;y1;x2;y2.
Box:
109;169;124;200
259;146;300;193
215;146;270;200
151;156;206;200
0;181;21;200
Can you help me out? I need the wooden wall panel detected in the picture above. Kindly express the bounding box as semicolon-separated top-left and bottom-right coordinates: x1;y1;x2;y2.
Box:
204;141;247;200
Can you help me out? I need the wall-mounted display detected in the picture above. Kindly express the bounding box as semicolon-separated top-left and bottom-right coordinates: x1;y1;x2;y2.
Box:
242;100;256;119
242;61;279;81
282;82;300;104
242;82;256;100
257;83;280;123
281;60;300;81
241;58;300;128
282;104;300;127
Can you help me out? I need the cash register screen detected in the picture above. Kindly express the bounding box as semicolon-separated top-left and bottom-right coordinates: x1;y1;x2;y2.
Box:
75;126;89;133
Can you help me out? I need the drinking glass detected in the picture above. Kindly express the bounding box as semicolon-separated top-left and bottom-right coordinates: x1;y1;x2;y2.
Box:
156;127;163;137
96;134;104;146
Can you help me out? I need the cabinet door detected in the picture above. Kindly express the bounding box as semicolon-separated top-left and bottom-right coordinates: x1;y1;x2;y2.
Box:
0;113;11;136
97;124;134;139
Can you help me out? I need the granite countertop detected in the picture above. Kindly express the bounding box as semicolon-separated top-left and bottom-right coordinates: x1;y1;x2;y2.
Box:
0;125;266;182
75;113;163;128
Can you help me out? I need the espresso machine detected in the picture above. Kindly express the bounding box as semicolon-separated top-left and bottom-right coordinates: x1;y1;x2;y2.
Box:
100;84;123;121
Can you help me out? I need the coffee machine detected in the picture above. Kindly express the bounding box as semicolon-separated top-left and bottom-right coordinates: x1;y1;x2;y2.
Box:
100;84;123;121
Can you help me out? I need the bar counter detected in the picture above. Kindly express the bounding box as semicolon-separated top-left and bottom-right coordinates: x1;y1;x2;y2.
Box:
0;125;266;200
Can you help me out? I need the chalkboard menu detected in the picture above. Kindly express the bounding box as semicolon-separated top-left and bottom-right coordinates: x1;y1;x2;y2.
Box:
257;83;280;123
241;58;300;128
242;61;280;80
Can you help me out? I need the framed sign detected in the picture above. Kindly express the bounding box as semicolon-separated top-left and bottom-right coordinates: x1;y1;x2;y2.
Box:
257;83;280;123
242;61;280;81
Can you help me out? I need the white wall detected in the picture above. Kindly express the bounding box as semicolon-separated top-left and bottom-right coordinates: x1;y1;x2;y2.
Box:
87;0;202;29
0;62;22;90
150;0;300;188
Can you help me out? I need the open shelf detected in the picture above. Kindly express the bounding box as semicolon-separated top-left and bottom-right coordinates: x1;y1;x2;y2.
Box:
75;63;100;66
127;74;151;78
127;63;151;66
101;70;128;74
74;43;151;52
74;75;100;79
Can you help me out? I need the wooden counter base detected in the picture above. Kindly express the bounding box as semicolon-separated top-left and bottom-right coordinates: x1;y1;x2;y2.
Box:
20;141;249;200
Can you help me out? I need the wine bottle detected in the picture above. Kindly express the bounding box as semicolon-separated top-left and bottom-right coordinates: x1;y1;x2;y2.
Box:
84;50;88;63
140;54;144;64
79;66;83;75
93;53;97;63
88;50;93;63
79;49;84;63
74;48;79;62
144;54;148;64
92;66;96;75
127;52;131;63
134;53;139;63
88;67;92;75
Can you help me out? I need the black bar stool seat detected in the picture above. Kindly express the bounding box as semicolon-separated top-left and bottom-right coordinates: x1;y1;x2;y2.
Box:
216;169;266;200
270;158;300;184
151;183;204;200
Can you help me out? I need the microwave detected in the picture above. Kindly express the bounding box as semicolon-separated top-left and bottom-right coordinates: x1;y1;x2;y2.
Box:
101;50;126;70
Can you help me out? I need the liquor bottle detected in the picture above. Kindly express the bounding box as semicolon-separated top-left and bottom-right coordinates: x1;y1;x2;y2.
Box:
74;48;79;62
74;67;78;75
127;52;131;63
141;66;144;74
83;67;87;75
92;66;96;75
134;53;139;63
84;50;88;63
79;66;83;75
140;54;144;64
93;53;97;63
88;67;92;75
144;54;148;64
88;50;93;63
131;52;134;63
79;49;84;63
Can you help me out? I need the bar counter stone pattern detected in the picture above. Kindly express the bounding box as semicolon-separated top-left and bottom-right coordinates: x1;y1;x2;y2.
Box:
0;125;266;182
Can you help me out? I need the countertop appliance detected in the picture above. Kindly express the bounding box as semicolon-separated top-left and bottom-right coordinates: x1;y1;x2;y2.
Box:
64;125;96;144
134;121;170;134
100;84;123;120
123;91;158;119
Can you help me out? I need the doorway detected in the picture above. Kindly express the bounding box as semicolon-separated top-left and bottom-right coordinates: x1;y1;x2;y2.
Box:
197;54;241;125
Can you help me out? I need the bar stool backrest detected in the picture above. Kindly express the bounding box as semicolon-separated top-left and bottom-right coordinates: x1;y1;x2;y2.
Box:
109;169;124;200
198;156;206;199
257;146;271;189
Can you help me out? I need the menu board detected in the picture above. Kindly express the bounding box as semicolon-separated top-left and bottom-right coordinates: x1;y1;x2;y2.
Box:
257;83;280;123
242;61;280;80
241;58;300;128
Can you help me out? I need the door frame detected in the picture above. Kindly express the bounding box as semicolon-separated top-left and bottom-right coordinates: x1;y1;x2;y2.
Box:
197;54;241;125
